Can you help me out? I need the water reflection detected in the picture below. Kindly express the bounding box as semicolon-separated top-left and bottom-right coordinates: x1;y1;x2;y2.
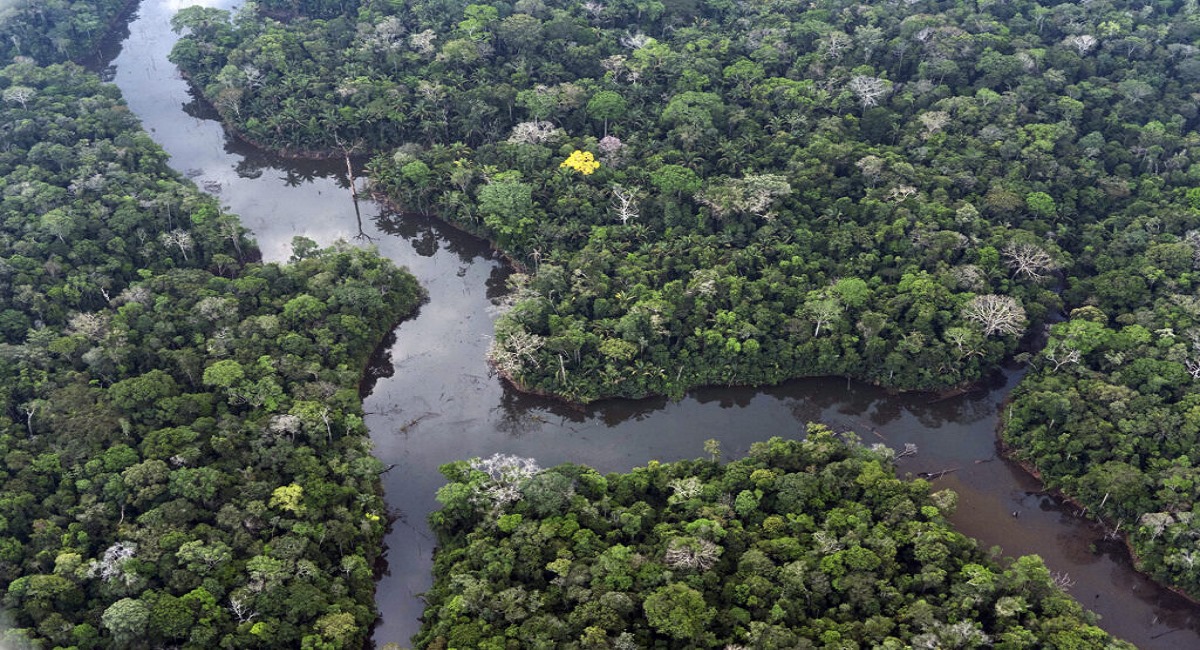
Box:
376;213;442;258
359;331;398;398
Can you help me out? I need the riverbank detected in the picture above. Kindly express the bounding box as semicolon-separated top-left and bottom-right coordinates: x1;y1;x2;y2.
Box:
998;433;1200;611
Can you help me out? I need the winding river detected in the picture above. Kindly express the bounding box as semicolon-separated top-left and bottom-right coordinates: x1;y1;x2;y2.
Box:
105;2;1200;646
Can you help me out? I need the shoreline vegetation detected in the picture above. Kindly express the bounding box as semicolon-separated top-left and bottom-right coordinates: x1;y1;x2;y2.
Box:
368;183;1021;406
0;0;138;65
999;439;1200;613
0;7;427;647
420;429;1134;648
369;185;1000;405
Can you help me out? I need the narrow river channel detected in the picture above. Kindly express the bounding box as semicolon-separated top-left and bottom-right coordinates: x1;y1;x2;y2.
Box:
106;2;1200;646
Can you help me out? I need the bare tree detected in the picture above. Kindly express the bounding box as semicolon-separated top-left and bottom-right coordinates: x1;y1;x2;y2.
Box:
927;622;990;647
620;32;651;50
214;87;243;118
582;1;605;21
918;110;950;137
242;64;265;88
1182;330;1200;380
665;537;721;571
805;296;843;337
1043;340;1081;371
508;120;562;145
1173;549;1198;570
2;85;36;109
668;477;703;501
471;453;541;483
1186;357;1200;380
1066;34;1098;55
823;31;852;60
598;135;626;167
487;327;546;377
21;400;39;437
962;294;1026;337
855;155;885;187
363;15;406;52
469;453;542;512
610;185;639;225
228;596;258;623
1016;51;1039;73
1050;571;1076;590
68;312;108;340
160;229;194;261
408;29;437;55
950;265;987;292
886;185;918;202
848;75;891;110
694;174;791;220
268;414;302;443
216;215;245;259
812;530;843;554
1003;241;1057;282
1140;512;1174;540
601;54;628;78
88;542;139;583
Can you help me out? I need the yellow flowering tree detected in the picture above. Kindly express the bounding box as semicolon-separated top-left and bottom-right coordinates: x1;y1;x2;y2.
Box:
560;150;600;175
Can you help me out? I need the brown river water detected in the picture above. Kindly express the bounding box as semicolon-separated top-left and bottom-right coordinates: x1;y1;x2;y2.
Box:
103;2;1200;646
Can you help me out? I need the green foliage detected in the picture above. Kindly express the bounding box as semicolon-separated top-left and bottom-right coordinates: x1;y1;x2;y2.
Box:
0;0;133;65
1005;299;1200;600
0;57;425;646
420;431;1131;648
477;179;535;246
202;360;246;389
642;583;713;642
164;0;1158;401
164;0;1200;610
101;598;149;647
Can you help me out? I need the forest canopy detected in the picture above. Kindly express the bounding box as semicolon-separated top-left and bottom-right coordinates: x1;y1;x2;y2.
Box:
165;0;1200;610
0;22;425;650
0;0;134;64
8;0;1200;644
420;429;1134;649
170;0;1200;405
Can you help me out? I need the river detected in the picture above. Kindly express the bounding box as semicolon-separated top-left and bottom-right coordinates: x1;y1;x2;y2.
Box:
106;2;1200;646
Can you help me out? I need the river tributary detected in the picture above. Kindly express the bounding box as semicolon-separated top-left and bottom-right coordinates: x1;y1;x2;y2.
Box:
108;2;1200;646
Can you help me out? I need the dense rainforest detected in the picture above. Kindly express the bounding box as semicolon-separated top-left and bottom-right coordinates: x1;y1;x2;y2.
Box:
0;15;425;650
168;0;1200;611
9;0;1200;645
168;0;1200;403
0;0;136;65
422;429;1133;649
170;0;1070;401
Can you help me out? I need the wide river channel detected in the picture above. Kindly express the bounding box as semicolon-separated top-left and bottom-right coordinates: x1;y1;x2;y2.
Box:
105;1;1200;646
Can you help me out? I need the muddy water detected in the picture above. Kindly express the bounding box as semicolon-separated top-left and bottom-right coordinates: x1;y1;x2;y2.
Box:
109;2;1200;647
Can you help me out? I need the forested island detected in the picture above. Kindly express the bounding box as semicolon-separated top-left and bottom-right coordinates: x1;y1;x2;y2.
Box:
6;0;1200;646
422;429;1133;648
0;5;425;647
